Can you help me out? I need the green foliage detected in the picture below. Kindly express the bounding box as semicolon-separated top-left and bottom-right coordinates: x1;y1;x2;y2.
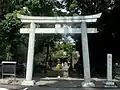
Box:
0;0;56;20
51;40;75;60
0;0;77;63
0;0;62;61
26;0;54;16
35;34;62;54
0;9;26;60
65;0;113;15
65;0;74;8
69;0;77;8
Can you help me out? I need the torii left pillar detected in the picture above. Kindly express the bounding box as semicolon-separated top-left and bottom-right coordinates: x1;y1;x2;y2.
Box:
21;22;36;86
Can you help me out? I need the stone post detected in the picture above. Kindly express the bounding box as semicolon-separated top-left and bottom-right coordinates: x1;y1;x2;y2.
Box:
105;54;116;87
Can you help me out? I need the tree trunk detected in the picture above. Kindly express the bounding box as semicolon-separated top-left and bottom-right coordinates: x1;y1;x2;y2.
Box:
45;40;49;75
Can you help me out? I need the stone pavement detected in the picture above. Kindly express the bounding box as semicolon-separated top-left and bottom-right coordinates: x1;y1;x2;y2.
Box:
0;78;26;90
36;77;120;88
27;87;120;90
0;77;120;90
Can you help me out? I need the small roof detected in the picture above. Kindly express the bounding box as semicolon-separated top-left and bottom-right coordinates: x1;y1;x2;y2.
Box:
1;61;16;64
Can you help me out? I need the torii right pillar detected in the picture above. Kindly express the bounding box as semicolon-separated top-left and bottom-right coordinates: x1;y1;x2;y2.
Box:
81;22;95;87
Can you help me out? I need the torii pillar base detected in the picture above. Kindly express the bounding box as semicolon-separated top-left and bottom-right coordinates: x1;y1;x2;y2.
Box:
21;80;35;86
81;81;95;87
104;81;117;87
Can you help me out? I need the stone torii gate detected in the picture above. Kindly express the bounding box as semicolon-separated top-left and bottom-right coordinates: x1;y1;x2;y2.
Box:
17;13;101;87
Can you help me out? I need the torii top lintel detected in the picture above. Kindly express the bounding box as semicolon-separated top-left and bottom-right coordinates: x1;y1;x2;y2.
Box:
17;13;101;23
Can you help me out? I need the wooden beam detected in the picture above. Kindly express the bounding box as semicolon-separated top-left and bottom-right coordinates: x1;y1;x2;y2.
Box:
20;28;97;34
